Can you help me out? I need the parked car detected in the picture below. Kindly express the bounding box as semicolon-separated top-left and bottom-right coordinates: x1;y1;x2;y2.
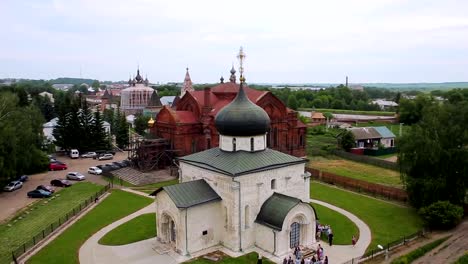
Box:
121;159;132;166
27;189;52;198
4;181;23;192
105;163;120;170
98;154;114;160
116;161;128;168
69;149;79;159
16;175;28;182
49;162;67;171
112;162;124;168
66;172;86;181
81;152;97;158
36;185;55;193
88;167;102;175
50;179;72;187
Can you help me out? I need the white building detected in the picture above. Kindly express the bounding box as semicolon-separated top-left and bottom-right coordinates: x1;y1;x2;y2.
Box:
154;81;317;258
43;117;110;142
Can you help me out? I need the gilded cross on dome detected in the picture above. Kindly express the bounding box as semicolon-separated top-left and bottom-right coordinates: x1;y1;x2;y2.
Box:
237;47;246;83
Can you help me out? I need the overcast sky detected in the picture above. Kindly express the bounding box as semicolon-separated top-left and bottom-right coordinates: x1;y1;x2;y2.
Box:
1;0;467;84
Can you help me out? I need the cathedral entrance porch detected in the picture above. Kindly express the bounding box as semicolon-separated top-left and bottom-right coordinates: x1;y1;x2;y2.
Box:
159;212;178;251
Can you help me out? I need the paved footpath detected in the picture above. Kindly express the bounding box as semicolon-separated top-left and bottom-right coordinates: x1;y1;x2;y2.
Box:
310;199;371;264
78;193;371;264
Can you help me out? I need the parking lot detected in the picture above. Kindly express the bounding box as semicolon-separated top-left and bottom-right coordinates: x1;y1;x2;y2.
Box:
0;152;128;222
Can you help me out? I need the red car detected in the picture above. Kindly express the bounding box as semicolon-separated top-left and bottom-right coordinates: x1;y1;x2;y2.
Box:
49;162;67;171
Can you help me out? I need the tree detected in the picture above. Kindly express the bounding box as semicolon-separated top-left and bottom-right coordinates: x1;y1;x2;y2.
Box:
115;111;129;149
134;114;150;136
91;110;110;150
287;94;298;110
398;101;468;208
339;130;355;151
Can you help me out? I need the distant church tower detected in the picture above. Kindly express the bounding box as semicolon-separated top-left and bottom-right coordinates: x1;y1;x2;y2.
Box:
181;68;194;97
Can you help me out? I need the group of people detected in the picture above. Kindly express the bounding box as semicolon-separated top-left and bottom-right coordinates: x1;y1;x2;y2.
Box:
282;245;328;264
316;223;334;246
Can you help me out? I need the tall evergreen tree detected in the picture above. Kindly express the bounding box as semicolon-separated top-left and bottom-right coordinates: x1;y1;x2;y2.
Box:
115;112;129;149
91;110;110;150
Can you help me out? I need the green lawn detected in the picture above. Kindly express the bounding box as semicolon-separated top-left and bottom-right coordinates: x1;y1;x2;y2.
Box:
309;157;402;187
0;182;102;264
311;202;359;245
310;181;423;252
99;213;156;245
183;252;275;264
27;190;153;264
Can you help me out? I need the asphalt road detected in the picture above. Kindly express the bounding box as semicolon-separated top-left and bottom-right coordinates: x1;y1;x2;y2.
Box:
0;152;128;223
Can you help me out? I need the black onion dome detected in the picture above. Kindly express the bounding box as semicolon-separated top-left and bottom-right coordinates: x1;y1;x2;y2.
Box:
215;83;270;136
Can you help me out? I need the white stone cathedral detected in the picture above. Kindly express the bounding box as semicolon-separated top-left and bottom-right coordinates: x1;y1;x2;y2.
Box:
154;50;316;258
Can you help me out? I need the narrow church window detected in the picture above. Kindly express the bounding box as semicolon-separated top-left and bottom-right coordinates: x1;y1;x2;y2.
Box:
224;206;228;228
271;179;276;190
245;205;250;229
250;137;254;151
207;138;211;149
202;230;208;236
232;138;236;151
273;127;278;147
300;134;304;146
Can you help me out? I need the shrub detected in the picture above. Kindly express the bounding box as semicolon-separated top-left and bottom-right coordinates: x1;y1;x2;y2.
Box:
418;201;463;229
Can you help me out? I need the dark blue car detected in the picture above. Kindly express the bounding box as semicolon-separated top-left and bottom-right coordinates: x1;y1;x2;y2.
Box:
27;189;52;198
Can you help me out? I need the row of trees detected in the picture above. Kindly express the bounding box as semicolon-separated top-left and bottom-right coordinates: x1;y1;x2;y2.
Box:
0;91;49;186
53;97;110;152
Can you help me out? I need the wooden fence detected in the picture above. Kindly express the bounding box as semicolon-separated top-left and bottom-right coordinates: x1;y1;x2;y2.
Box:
306;167;408;202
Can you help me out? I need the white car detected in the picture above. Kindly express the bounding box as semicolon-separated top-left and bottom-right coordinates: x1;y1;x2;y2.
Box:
88;167;102;175
98;154;114;160
81;152;97;158
66;172;86;181
4;181;23;191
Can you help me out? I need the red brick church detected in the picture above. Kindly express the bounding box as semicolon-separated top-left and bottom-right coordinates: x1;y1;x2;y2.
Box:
151;67;306;157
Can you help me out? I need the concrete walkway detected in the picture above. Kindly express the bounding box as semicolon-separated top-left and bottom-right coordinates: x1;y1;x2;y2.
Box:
310;199;372;264
78;193;371;264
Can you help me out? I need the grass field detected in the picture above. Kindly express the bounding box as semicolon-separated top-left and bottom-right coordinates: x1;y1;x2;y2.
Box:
183;252;275;264
311;202;359;245
27;190;153;264
310;181;423;252
99;213;156;245
309;157;402;187
0;182;102;264
300;108;395;116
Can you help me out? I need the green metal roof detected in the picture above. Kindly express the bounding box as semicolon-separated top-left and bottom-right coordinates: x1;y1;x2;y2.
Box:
178;147;306;176
255;193;302;231
152;179;221;208
374;126;396;138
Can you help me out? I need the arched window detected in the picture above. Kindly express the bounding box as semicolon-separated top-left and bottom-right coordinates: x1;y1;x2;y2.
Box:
245;205;250;229
250;137;254;152
299;134;304;146
207;138;211;149
232;138;236;151
271;179;276;190
224;206;228;228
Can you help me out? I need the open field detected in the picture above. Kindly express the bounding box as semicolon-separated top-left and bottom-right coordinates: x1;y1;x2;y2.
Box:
27;190;153;264
183;252;275;264
311;202;359;245
300;108;395;116
99;213;156;245
309;157;402;187
0;182;102;264
310;181;423;252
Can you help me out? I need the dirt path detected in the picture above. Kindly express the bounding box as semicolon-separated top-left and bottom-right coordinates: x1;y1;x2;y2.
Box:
413;220;468;264
0;152;128;223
